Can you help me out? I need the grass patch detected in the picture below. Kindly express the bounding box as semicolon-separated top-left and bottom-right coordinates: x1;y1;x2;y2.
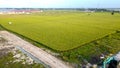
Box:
0;25;4;30
0;52;44;68
60;31;120;64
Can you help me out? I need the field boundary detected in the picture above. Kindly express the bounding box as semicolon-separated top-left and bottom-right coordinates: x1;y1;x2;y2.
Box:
0;31;72;68
62;30;118;52
0;24;58;52
0;24;119;52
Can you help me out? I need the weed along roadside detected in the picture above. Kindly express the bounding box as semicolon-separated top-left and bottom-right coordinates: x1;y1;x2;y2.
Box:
15;46;51;68
0;33;44;68
60;30;120;67
0;31;73;68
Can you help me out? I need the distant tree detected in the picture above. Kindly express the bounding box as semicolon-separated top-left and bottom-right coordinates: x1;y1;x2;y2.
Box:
111;11;114;15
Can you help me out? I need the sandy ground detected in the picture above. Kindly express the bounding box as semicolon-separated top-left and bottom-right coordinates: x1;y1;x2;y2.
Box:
0;36;35;65
0;31;72;68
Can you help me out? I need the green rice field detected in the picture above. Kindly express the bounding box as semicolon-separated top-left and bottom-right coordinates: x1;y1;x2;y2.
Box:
0;11;120;51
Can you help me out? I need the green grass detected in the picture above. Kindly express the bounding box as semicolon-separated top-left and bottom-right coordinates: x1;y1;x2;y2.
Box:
0;53;44;68
0;11;120;51
0;24;4;30
60;31;120;64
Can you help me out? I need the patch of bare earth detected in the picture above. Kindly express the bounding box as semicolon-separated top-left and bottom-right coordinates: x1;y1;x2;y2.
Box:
0;36;14;58
0;35;35;64
0;31;72;68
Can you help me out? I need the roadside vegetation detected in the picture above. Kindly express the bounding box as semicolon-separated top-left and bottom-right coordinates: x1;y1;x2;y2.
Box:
0;25;4;30
0;52;44;68
60;30;120;64
0;34;44;68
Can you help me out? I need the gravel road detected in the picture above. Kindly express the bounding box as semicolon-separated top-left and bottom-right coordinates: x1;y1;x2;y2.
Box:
0;31;72;68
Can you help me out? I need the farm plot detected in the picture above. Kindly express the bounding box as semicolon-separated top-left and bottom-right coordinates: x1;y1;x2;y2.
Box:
0;12;120;51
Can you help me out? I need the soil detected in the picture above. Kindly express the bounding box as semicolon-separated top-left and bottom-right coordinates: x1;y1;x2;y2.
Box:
0;31;72;68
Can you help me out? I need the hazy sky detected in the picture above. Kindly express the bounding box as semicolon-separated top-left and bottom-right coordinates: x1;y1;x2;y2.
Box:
0;0;120;8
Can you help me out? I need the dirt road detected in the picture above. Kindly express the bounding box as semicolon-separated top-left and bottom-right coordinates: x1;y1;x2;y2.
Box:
0;31;72;68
